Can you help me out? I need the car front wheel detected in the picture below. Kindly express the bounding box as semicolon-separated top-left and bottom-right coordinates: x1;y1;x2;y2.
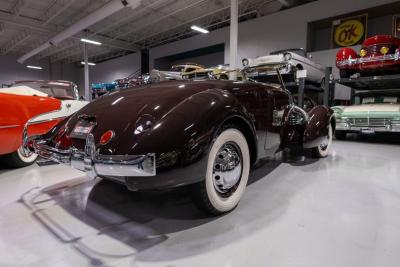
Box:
312;124;333;158
191;127;250;215
1;146;38;168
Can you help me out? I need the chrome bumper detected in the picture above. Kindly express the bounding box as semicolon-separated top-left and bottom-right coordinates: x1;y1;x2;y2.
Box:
31;134;156;179
336;122;400;133
337;53;400;67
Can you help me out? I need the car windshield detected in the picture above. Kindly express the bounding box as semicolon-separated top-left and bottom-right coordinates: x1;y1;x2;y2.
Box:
270;48;306;57
361;96;399;104
13;81;77;100
170;66;185;72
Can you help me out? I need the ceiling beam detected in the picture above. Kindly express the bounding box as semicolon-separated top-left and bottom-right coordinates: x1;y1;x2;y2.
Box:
41;0;79;26
0;30;30;55
10;0;29;17
0;9;138;55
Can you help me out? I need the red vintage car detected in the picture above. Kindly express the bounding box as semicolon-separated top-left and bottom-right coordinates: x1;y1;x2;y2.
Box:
0;86;61;167
336;35;400;78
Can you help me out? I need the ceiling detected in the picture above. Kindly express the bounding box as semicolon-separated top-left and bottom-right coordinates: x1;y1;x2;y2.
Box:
0;0;315;65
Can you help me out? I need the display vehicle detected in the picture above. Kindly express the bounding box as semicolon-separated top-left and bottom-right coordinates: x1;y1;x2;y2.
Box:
336;35;400;78
0;80;88;167
0;86;61;167
242;48;326;86
27;77;334;215
149;63;204;82
333;90;400;139
91;82;117;97
181;64;241;80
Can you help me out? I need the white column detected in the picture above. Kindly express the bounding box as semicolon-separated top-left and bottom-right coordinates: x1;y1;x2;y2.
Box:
229;0;238;80
83;43;90;101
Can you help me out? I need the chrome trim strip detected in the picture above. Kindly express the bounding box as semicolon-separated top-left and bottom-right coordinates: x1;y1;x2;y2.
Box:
338;53;400;67
27;116;66;125
0;124;20;129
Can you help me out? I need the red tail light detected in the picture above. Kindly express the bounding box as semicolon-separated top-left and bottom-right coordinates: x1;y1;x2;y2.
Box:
100;130;114;145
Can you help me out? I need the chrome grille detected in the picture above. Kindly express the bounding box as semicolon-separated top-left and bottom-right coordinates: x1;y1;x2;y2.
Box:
348;118;391;127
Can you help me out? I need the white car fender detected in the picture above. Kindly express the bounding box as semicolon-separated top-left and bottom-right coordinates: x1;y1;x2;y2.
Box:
29;100;89;124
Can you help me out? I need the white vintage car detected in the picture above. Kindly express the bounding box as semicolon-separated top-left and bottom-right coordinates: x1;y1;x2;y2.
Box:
149;63;204;83
2;80;88;166
242;48;326;86
333;91;400;139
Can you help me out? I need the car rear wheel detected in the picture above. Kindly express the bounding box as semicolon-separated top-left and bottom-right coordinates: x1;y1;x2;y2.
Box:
191;128;250;215
335;130;347;140
1;146;38;168
312;124;333;158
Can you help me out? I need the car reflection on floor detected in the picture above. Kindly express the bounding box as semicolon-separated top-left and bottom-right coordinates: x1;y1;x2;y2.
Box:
18;159;282;266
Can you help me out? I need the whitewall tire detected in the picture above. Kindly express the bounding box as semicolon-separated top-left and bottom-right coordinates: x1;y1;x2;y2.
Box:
191;127;250;215
312;123;333;158
1;146;38;168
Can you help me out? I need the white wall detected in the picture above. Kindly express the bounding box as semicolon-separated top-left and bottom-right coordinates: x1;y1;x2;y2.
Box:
0;54;79;87
84;52;141;84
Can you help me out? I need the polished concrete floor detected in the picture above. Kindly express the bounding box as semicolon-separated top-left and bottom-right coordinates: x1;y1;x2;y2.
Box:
1;136;400;267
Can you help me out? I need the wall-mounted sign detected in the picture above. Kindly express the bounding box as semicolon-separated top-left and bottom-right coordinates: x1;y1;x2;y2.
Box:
393;15;400;37
332;14;367;48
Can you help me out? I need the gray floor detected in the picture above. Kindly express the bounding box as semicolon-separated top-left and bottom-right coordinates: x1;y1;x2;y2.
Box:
1;137;400;267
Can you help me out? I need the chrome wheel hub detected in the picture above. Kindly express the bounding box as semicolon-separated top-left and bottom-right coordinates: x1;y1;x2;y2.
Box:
212;143;242;195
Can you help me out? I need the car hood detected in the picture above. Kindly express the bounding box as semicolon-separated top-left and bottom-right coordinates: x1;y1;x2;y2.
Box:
337;104;400;117
249;54;285;66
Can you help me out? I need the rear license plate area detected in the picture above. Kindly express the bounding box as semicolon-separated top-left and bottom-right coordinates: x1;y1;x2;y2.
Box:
70;120;95;139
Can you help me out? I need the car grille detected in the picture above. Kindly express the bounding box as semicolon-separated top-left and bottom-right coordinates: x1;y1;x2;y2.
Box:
348;118;392;127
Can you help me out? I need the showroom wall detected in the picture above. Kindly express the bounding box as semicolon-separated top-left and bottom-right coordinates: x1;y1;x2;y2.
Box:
78;52;141;91
0;55;79;87
149;0;398;69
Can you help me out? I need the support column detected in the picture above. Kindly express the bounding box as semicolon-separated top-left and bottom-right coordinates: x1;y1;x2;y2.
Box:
323;67;332;106
141;48;150;74
229;0;238;80
83;43;90;101
298;77;305;108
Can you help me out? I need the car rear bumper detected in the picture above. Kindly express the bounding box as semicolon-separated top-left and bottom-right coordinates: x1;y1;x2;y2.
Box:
28;133;207;191
32;135;156;179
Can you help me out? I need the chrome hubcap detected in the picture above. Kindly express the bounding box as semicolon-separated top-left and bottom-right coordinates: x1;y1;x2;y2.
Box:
19;146;33;158
212;143;242;195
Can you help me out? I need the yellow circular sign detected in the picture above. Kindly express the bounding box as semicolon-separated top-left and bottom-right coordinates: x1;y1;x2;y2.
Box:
334;19;364;47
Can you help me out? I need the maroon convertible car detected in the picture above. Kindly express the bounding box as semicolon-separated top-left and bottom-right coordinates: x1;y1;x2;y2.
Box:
27;79;335;215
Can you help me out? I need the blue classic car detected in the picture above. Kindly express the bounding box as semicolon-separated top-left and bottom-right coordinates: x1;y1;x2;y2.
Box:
91;82;117;98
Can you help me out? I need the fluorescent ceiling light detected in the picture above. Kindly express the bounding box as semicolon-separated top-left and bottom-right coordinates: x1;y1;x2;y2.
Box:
80;38;102;45
191;25;209;34
81;61;96;66
26;65;42;70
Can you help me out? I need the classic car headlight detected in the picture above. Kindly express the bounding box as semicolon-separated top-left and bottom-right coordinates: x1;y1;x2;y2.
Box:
242;58;249;66
359;49;367;57
288;106;309;125
284;53;292;61
380;46;389;55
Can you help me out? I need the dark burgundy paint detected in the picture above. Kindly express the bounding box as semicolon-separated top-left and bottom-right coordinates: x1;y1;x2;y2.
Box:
39;80;333;190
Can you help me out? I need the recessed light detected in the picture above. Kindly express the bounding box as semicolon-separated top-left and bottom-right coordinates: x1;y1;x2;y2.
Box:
80;38;102;45
26;65;43;70
80;61;96;66
191;25;209;34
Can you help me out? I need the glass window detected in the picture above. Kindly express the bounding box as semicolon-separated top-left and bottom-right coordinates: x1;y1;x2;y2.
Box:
13;81;77;100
